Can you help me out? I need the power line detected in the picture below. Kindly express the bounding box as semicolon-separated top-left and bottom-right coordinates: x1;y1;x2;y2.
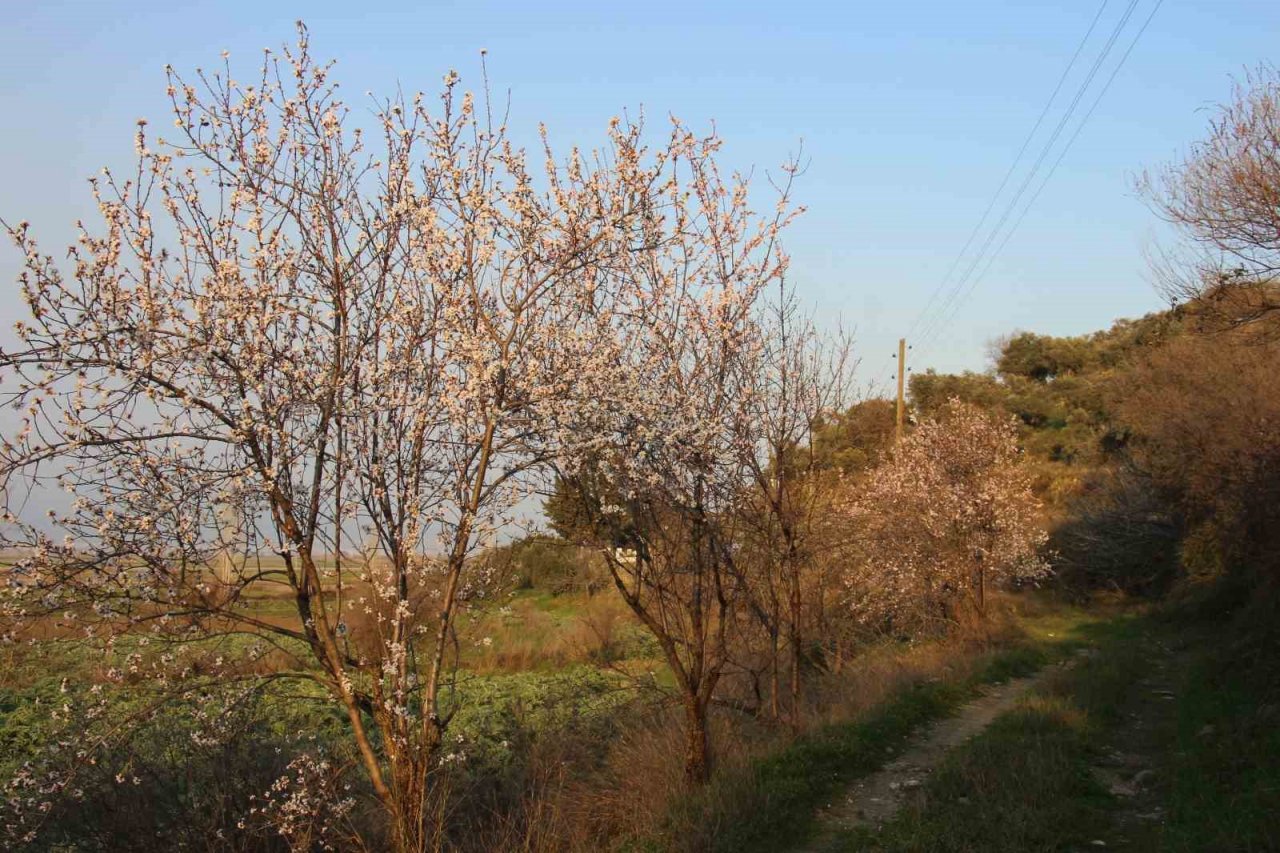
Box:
914;0;1164;363
952;0;1167;332
874;0;1112;389
913;0;1143;356
905;0;1111;346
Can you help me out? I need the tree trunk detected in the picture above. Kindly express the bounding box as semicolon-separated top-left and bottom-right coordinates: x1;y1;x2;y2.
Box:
683;697;712;786
391;802;427;853
770;630;781;721
387;744;437;853
788;565;803;728
977;560;986;618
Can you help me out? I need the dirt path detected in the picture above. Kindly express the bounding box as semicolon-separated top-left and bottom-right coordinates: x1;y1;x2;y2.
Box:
795;653;1088;852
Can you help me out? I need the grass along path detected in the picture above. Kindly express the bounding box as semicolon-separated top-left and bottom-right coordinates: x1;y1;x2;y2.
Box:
821;615;1151;852
795;649;1093;850
678;604;1108;853
823;601;1280;852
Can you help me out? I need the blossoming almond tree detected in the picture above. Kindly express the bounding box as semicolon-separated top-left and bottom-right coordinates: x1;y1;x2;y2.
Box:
551;137;801;784
842;399;1050;637
0;25;688;850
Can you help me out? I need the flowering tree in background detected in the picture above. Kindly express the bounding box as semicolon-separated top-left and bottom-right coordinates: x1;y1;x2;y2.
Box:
0;24;714;850
842;399;1049;636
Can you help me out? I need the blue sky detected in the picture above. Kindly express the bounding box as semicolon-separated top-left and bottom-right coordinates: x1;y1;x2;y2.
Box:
2;0;1276;388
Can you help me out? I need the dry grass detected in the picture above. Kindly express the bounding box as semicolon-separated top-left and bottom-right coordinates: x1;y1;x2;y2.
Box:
463;592;642;674
2;549;1083;853
465;593;1076;853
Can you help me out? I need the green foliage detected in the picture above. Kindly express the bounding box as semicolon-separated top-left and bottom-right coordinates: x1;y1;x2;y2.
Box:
543;477;601;545
0;677;357;851
1136;593;1280;852
490;534;600;595
444;666;634;775
808;398;896;474
909;312;1187;504
996;331;1092;381
909;370;1008;418
543;469;643;554
0;639;636;851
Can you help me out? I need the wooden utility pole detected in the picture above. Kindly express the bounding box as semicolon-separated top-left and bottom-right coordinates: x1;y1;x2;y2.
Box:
895;337;906;445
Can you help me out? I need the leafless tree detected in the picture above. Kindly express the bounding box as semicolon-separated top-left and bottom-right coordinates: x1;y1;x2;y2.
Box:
1140;64;1280;327
736;282;853;725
